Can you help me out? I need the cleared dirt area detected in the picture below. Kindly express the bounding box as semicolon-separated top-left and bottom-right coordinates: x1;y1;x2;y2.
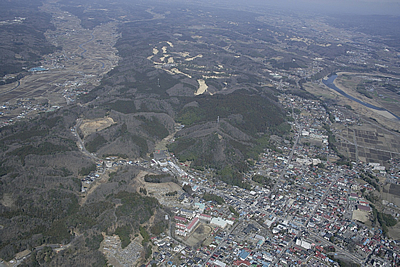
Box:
352;210;369;223
388;227;400;240
135;170;184;207
184;223;213;248
389;184;400;197
0;193;14;208
163;68;192;78
185;54;203;61
195;79;208;95
79;117;116;137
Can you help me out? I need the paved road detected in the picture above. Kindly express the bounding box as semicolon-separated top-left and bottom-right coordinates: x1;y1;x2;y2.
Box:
309;232;364;265
253;106;301;207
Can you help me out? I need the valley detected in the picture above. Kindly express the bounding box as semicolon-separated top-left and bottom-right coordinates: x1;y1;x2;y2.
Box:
0;0;400;266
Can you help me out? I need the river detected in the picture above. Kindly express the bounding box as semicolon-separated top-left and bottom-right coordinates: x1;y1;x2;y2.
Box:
322;75;400;120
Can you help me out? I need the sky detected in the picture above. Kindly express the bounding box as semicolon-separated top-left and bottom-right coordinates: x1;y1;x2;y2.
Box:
267;0;400;15
192;0;400;15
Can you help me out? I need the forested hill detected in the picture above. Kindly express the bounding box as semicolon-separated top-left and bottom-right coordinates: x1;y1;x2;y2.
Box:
76;2;291;174
0;106;170;265
0;0;292;264
0;0;59;81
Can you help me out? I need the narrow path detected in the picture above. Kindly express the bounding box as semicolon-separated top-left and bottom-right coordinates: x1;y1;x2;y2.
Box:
75;118;101;162
74;118;107;206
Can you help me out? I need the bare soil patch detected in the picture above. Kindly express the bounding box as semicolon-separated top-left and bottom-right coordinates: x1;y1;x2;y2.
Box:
135;170;183;207
184;223;212;248
352;210;369;223
79;117;116;138
0;193;14;208
195;79;208;95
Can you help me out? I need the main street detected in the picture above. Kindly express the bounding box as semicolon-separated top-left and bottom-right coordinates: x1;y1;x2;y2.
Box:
253;104;302;207
271;168;364;266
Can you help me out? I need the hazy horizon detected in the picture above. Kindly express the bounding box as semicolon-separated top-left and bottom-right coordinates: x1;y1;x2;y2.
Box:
179;0;400;15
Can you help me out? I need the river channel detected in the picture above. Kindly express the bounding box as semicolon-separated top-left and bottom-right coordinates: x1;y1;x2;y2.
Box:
322;75;400;120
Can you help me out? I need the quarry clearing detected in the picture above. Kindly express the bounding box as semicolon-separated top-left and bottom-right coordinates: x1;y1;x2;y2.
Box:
79;117;116;138
135;170;184;207
195;79;208;95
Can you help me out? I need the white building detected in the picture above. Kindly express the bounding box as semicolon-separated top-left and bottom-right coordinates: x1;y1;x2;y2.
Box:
211;217;229;228
295;239;312;250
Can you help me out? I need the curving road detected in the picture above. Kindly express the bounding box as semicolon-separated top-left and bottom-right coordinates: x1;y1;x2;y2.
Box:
74;118;101;162
0;80;20;97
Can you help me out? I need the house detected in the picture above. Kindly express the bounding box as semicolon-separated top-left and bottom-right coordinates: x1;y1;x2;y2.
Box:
233;260;251;266
176;223;186;230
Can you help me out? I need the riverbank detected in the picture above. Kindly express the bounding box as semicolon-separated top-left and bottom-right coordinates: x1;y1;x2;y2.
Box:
323;75;400;121
334;73;381;108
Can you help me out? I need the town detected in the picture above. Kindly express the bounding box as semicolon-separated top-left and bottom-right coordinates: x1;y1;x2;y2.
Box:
1;0;400;266
77;93;400;267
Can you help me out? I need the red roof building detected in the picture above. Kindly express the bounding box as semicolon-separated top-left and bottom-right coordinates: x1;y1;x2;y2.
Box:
357;205;371;212
186;217;199;233
174;216;188;223
233;260;251;266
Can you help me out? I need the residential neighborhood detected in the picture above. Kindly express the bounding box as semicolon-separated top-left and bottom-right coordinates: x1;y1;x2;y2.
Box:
108;94;400;267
